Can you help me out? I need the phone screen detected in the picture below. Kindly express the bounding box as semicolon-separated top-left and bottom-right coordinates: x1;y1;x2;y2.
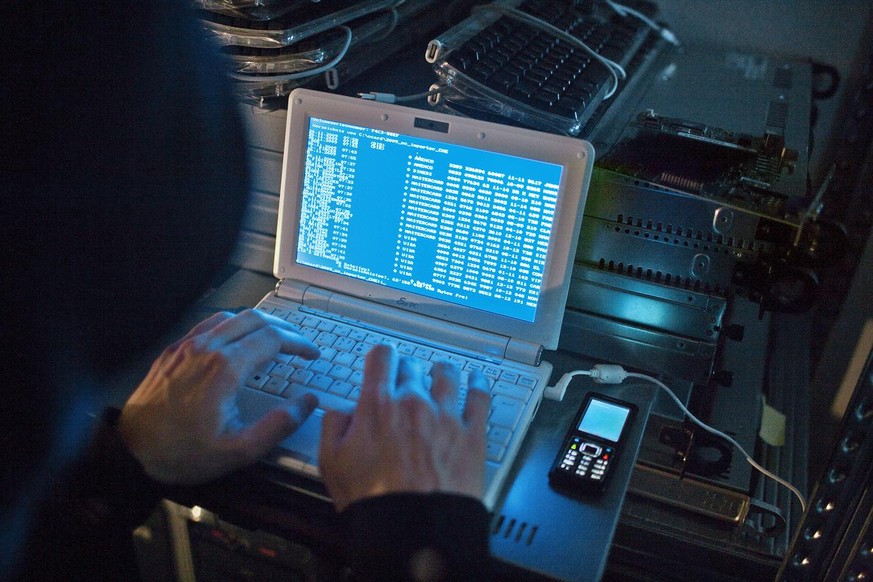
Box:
577;398;632;443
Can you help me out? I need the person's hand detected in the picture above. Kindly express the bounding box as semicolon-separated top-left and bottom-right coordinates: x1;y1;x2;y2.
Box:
319;344;491;511
119;309;320;484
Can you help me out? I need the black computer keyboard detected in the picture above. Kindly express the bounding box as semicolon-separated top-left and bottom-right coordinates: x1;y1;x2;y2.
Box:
427;0;664;135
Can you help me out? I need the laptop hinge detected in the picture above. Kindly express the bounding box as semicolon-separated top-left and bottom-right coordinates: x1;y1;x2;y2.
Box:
274;280;543;366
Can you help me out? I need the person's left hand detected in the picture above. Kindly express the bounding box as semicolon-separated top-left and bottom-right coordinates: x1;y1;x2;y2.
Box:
118;309;320;484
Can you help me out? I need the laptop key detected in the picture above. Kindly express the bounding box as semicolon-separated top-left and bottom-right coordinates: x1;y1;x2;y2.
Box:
489;395;525;430
284;383;355;414
492;381;532;403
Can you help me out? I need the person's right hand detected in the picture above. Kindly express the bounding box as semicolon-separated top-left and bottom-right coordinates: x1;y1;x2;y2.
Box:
318;344;491;511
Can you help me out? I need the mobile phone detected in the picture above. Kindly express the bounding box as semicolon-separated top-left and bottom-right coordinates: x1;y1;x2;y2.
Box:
548;392;637;493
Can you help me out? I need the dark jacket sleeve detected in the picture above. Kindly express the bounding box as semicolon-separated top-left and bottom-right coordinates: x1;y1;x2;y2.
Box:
16;409;169;581
341;493;492;581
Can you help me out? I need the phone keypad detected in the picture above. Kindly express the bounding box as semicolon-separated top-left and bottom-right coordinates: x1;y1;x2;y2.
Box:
558;437;613;482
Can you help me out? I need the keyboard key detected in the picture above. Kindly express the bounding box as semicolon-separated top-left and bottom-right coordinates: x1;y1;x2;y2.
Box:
246;372;270;390
328;380;353;398
333;352;356;367
290;369;314;385
486;442;506;462
316;320;335;332
334;337;357;352
269;363;294;380
263;376;287;396
328;365;352;382
488;426;512;447
489;395;525;430
284;383;355;414
492;381;532;403
308;374;333;391
309;360;332;375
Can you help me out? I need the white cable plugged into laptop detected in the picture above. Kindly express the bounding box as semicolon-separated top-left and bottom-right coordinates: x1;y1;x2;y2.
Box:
546;363;808;512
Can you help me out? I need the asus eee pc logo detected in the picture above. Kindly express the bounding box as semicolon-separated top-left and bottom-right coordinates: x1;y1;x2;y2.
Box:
396;297;419;310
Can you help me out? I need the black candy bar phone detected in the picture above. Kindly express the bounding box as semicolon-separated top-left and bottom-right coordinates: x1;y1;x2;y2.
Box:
549;392;637;493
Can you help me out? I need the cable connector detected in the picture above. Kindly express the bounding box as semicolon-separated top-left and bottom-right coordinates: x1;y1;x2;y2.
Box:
358;92;397;103
544;369;592;401
589;364;628;384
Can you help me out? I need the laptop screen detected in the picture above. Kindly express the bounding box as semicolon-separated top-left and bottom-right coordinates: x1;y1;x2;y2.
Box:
296;117;563;323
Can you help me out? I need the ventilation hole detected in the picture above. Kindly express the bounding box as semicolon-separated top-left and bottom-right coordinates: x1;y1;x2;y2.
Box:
515;522;527;542
503;518;517;538
491;515;505;535
636;218;643;227
617;213;624;223
526;526;538;546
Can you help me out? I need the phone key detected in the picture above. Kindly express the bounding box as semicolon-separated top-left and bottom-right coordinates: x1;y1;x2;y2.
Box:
489;395;524;429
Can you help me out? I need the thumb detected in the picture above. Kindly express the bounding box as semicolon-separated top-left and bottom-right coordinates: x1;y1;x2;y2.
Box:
319;409;352;468
231;393;318;465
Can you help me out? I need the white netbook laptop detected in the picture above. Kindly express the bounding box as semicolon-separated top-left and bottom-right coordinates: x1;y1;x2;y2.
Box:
238;87;594;508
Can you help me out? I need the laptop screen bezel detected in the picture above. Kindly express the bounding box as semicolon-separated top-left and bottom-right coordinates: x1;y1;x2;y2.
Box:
274;88;593;350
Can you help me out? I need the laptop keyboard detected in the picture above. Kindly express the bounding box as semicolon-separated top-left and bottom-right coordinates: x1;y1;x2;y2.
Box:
430;0;661;135
248;305;541;465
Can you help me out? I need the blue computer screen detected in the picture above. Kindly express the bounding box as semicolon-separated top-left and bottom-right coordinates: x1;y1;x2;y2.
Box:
577;399;631;442
295;117;563;322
